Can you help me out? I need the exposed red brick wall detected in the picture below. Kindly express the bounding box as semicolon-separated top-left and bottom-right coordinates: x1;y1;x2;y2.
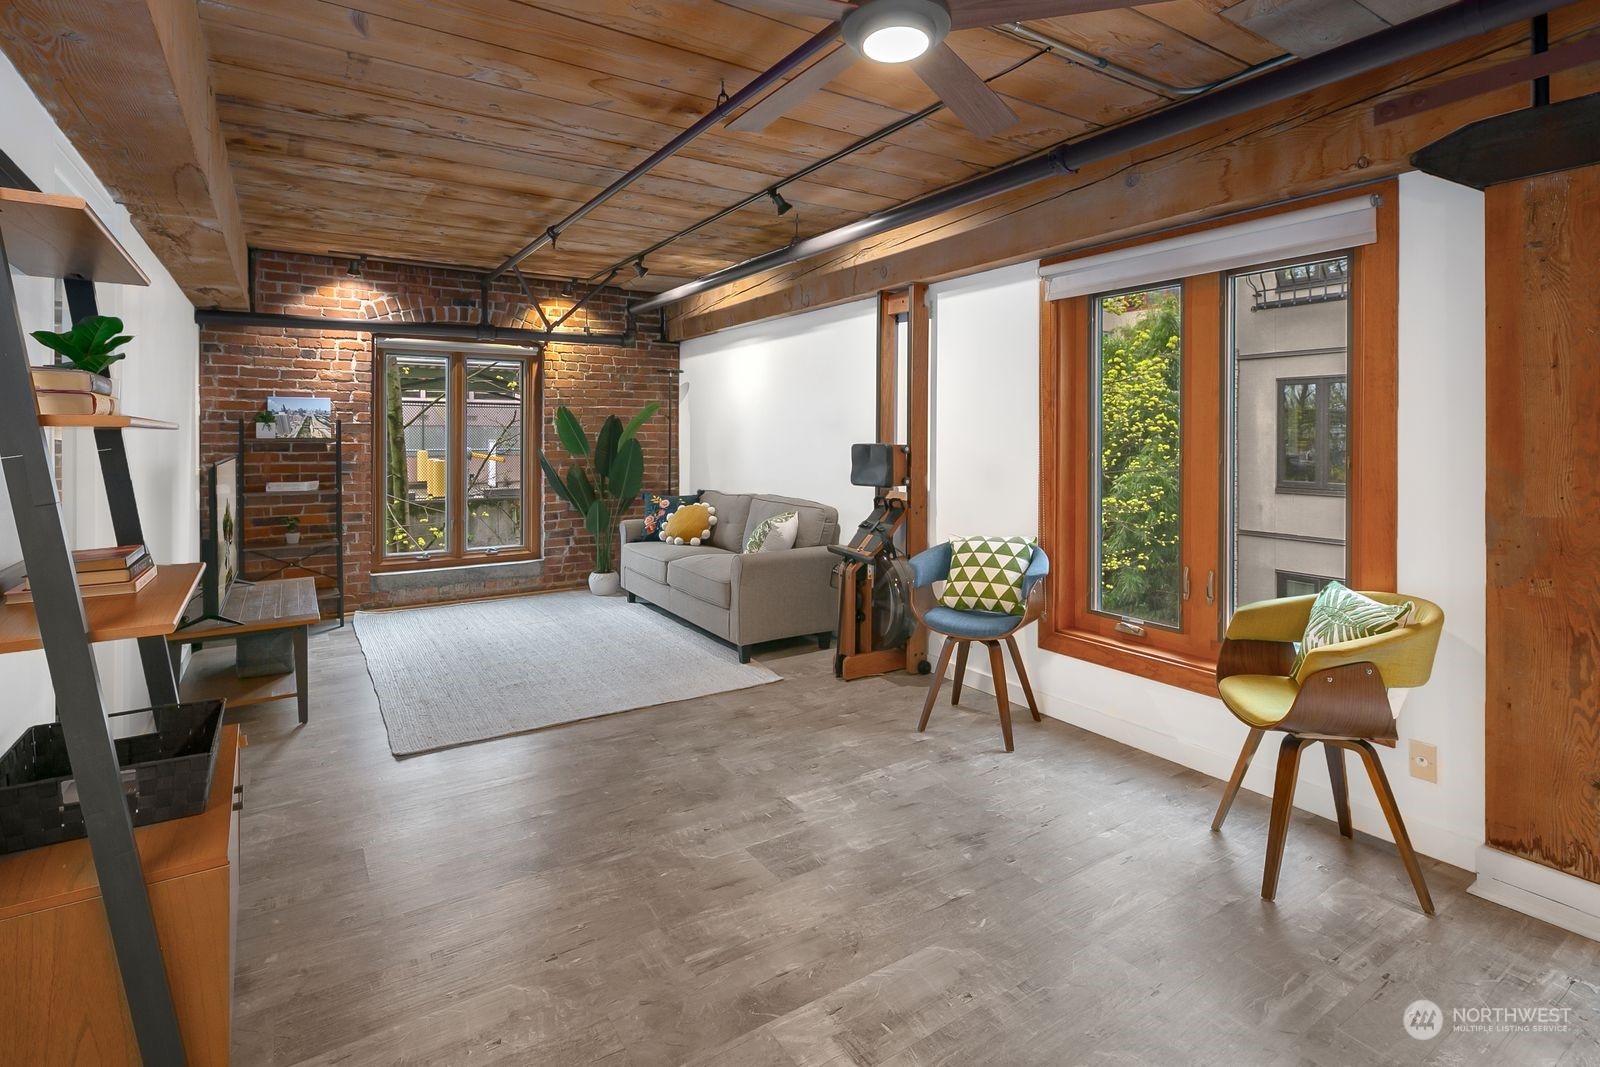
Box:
199;251;678;610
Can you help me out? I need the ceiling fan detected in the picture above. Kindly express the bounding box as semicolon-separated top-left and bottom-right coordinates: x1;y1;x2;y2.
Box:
728;0;1145;139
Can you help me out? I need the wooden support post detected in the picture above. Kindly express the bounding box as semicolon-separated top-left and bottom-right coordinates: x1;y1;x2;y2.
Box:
904;282;930;674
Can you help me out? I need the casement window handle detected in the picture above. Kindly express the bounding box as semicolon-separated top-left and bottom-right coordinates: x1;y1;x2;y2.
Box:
1182;566;1191;601
1205;570;1216;605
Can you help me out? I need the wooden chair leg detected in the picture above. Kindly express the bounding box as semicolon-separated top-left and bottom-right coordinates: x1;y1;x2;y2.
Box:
1325;743;1353;839
1261;735;1307;901
1003;635;1041;723
951;642;970;705
985;641;1014;752
1349;740;1435;915
1212;727;1265;832
918;640;957;733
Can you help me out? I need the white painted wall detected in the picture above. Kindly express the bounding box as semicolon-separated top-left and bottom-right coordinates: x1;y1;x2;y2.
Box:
680;298;878;522
679;173;1488;871
0;55;201;748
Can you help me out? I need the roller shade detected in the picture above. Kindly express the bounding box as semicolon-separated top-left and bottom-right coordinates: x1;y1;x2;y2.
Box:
1041;195;1379;301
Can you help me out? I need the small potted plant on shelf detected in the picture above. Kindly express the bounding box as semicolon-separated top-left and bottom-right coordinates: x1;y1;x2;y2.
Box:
539;403;659;596
30;315;133;378
283;516;301;545
254;409;277;439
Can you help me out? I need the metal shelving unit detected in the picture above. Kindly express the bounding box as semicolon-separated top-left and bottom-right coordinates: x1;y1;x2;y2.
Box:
235;418;346;624
0;186;190;1065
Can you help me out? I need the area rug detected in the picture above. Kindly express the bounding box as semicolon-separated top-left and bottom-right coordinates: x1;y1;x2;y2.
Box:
354;590;781;757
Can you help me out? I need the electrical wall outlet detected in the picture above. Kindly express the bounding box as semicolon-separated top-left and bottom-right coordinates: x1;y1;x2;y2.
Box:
1409;740;1438;783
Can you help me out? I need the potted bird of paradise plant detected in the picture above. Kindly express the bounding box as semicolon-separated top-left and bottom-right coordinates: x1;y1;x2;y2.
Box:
539;403;658;595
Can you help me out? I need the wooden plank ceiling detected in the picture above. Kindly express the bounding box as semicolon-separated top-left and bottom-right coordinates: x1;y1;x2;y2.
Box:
197;0;1448;293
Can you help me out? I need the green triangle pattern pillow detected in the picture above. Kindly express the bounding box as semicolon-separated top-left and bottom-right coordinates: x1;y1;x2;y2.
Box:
1292;581;1413;676
938;536;1036;616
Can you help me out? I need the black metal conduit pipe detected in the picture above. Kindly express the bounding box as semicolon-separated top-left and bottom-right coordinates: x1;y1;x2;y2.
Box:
194;308;635;347
487;23;842;281
589;44;1292;287
580;49;1049;286
632;0;1551;317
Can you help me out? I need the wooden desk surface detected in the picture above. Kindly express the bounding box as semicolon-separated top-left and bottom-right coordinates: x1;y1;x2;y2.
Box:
0;726;240;921
173;576;321;639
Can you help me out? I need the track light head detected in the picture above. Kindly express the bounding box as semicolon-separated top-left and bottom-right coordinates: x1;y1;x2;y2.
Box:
561;278;576;297
633;259;650;278
768;188;793;216
347;255;365;277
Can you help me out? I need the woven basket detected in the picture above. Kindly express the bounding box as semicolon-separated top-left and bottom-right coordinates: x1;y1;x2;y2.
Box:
0;700;225;855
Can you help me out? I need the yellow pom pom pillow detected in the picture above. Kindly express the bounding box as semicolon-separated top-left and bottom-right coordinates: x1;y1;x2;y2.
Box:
663;502;718;546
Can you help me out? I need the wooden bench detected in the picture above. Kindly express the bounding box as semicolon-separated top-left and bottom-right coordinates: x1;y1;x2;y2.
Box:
169;577;319;723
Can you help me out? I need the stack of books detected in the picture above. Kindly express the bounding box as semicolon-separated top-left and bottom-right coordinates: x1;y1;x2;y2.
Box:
31;366;118;416
3;545;156;605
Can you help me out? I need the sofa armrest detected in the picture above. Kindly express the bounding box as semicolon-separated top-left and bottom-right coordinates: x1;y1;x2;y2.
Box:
729;546;838;643
619;519;647;564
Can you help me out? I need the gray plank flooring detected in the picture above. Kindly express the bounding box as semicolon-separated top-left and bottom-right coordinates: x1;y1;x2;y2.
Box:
227;623;1600;1066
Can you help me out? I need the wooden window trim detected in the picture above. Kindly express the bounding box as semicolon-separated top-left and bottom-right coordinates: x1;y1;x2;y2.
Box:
1038;183;1398;696
371;346;543;576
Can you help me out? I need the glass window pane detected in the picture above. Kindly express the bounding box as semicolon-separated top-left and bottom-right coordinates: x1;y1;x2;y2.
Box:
464;358;525;552
1092;284;1183;629
1279;381;1319;484
382;352;451;558
1328;379;1348;486
1227;255;1350;614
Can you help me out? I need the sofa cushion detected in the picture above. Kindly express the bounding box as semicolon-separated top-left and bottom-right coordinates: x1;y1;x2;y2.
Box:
668;552;735;609
698;490;752;552
621;541;723;585
745;495;836;549
663;501;718;545
639;492;698;542
744;510;798;553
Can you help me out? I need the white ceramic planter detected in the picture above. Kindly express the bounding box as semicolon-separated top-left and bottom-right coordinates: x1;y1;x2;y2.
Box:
588;571;622;596
285;531;300;546
255;423;276;439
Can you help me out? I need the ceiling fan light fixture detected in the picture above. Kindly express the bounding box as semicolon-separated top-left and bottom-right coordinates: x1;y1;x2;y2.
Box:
843;0;950;65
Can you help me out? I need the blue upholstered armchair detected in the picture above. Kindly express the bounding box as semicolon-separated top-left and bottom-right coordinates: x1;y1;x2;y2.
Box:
906;541;1049;752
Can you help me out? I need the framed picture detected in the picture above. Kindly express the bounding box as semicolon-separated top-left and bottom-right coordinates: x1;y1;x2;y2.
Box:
206;456;239;614
268;395;333;439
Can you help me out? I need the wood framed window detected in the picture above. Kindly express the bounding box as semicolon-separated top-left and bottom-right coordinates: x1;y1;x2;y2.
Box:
1039;184;1397;695
373;341;543;572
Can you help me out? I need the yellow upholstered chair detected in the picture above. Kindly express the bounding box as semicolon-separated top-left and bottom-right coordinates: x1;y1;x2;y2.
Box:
1210;591;1444;913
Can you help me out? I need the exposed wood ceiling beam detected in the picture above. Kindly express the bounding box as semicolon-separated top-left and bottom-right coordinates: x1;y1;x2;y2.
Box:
663;6;1600;339
0;0;250;307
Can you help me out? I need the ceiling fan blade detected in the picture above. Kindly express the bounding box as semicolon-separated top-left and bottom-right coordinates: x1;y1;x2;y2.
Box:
913;43;1019;138
727;45;860;133
728;0;855;19
949;0;1145;29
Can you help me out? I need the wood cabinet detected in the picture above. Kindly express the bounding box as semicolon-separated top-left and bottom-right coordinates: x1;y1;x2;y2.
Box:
0;725;242;1064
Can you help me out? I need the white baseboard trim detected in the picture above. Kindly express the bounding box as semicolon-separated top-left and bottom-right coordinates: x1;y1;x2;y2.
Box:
956;665;1481;871
1468;847;1600;941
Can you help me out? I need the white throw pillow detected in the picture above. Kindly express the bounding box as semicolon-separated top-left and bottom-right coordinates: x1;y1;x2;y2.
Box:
744;510;798;553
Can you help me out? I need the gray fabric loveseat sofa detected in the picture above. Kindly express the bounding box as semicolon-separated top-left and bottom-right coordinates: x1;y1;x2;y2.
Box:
619;490;840;662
